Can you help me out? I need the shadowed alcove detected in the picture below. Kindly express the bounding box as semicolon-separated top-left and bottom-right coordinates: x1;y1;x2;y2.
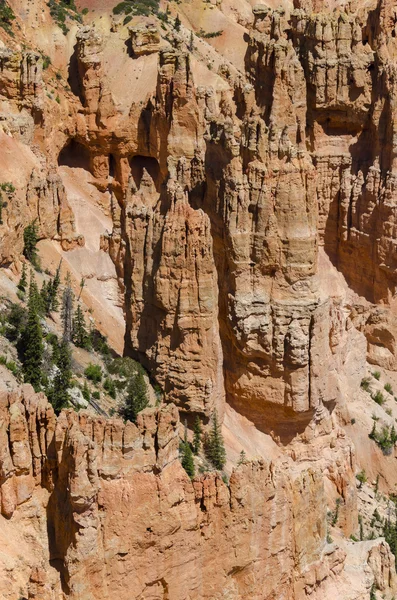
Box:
58;139;92;172
129;155;160;191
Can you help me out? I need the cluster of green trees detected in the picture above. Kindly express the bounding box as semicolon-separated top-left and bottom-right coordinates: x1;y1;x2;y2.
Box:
4;260;94;414
369;422;397;455
0;1;15;35
47;0;82;35
23;221;40;269
113;358;149;423
3;226;149;422
112;0;159;18
382;510;397;568
12;269;73;412
179;411;227;479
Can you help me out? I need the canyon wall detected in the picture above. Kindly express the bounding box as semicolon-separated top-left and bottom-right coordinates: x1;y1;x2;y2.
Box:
1;386;394;600
2;0;397;598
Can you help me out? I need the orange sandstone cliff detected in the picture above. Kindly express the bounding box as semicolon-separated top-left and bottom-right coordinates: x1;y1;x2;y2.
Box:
2;0;397;598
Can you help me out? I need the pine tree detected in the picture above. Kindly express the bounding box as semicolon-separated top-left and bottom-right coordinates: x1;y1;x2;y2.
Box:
237;450;247;466
49;261;62;312
122;369;148;423
206;410;226;470
391;425;397;445
174;14;181;31
78;276;85;301
193;415;202;454
18;263;28;294
73;304;91;349
180;440;195;478
48;340;72;414
23;220;40;268
22;275;43;391
61;272;74;342
82;379;90;402
40;280;51;314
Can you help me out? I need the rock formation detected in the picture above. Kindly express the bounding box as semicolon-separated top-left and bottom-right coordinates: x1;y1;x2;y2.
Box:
2;0;397;598
1;386;394;600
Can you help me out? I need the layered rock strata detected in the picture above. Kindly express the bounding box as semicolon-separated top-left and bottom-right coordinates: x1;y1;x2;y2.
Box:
1;386;394;600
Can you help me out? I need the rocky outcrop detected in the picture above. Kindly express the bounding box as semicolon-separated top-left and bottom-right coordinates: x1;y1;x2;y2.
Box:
3;1;397;598
1;387;394;600
72;0;397;421
0;44;80;266
129;22;161;56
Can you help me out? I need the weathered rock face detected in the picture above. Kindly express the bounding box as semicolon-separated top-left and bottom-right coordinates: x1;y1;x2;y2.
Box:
3;1;397;598
0;47;79;266
84;0;397;423
129;22;161;56
1;387;393;600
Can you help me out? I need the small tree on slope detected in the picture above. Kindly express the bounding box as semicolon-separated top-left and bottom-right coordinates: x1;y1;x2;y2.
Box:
206;410;226;470
48;339;72;414
22;275;44;391
193;415;202;455
122;368;149;423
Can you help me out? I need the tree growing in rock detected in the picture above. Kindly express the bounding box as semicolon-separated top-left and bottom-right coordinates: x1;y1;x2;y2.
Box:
77;276;85;301
48;260;62;312
122;367;148;423
48;339;72;414
237;450;247;466
180;421;195;478
73;304;91;349
193;416;202;454
17;263;27;295
205;410;226;470
356;470;367;489
21;275;44;391
23;220;40;268
61;272;74;342
40;280;51;314
180;440;195;478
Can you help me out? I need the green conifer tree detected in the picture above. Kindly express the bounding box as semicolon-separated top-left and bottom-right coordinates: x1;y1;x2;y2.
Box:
122;369;148;423
391;425;397;445
180;441;195;478
206;410;226;470
18;263;27;294
193;415;202;454
174;14;181;31
40;280;51;314
48;261;62;312
23;220;39;268
237;449;247;466
72;304;90;349
48;340;72;414
78;276;85;301
62;272;74;342
82;379;90;402
22;275;43;391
